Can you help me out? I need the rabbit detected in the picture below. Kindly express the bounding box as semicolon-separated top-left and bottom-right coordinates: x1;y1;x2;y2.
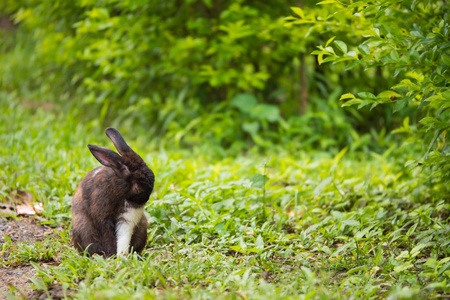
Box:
71;128;155;257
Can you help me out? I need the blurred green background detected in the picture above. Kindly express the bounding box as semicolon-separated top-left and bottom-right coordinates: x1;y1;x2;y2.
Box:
0;0;448;170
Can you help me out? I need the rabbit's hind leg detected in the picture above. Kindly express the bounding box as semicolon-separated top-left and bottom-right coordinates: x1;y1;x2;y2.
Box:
130;216;148;254
72;216;116;258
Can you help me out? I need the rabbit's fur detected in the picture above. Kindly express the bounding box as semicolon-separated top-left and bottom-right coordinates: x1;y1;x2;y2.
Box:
72;128;154;257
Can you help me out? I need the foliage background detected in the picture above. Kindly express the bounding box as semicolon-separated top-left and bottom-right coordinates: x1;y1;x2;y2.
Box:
2;0;417;154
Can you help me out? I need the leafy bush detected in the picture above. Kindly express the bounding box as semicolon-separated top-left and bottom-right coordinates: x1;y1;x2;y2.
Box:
290;0;449;182
2;0;405;153
8;1;302;119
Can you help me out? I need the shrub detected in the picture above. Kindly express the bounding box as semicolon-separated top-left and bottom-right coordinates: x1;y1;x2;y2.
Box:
290;0;449;182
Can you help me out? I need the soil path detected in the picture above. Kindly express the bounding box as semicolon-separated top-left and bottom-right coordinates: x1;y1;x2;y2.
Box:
0;217;56;299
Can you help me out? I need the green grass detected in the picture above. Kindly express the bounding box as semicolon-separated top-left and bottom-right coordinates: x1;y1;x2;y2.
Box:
0;93;449;300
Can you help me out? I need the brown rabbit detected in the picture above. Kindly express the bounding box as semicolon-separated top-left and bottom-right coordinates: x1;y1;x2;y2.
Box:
71;128;154;257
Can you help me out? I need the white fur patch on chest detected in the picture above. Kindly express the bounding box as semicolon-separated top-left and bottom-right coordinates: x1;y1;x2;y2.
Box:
116;202;144;255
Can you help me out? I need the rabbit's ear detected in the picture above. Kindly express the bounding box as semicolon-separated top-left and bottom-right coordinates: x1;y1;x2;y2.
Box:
105;128;139;158
88;145;127;171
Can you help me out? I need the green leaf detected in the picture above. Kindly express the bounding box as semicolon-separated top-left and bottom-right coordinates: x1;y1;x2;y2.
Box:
358;44;370;55
239;236;247;250
424;258;437;268
318;53;324;65
354;224;376;240
250;174;269;189
334;56;357;63
341;99;362;107
340;93;355;100
230;245;244;253
342;219;360;227
377;90;401;99
332;146;348;165
301;267;315;281
411;242;433;256
317;0;337;5
331;243;353;257
242;122;260;135
358;100;373;109
393;79;416;89
391;50;400;61
256;234;264;250
443;90;450;100
251;104;280;122
438;262;450;276
419;117;438;126
291;7;304;18
357;92;376;99
334;40;347;54
322;56;337;64
403;116;410;129
214;223;226;234
442;52;450;66
406;223;418;236
3;235;12;243
231;94;257;113
393;97;410;113
426;94;444;102
259;156;272;168
439;257;450;265
394;262;413;273
361;28;380;37
314;177;333;198
348;1;366;8
345;60;361;70
325;36;336;47
233;268;247;276
321;245;332;255
246;248;262;253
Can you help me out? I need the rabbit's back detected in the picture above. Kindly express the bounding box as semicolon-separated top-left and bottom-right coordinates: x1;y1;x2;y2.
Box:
72;167;128;256
81;167;130;218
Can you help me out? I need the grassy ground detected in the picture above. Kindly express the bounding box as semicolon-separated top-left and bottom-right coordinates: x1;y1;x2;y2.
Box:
0;94;449;300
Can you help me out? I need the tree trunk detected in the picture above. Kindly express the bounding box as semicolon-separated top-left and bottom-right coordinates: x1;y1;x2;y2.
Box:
299;53;308;115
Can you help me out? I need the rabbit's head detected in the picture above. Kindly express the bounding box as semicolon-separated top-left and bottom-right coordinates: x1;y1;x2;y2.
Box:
87;128;154;205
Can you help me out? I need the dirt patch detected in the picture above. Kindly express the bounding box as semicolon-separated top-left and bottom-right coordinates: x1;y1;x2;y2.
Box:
0;264;68;300
30;283;69;300
0;265;37;299
0;215;61;299
0;217;54;244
